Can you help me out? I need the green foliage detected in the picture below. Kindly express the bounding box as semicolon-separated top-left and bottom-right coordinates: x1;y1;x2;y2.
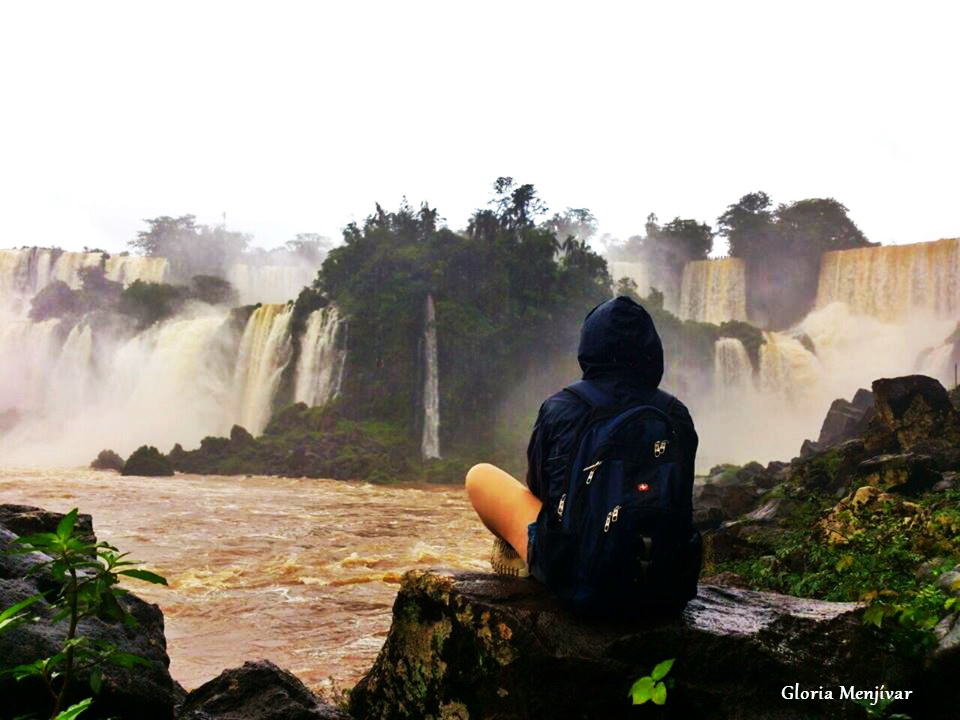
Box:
2;508;166;719
628;658;674;705
189;274;238;306
121;445;174;476
117;280;188;329
317;180;611;456
717;486;960;658
169;403;422;481
29;281;84;322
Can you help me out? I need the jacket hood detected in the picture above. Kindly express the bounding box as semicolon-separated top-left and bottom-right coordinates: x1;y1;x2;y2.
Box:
577;295;664;387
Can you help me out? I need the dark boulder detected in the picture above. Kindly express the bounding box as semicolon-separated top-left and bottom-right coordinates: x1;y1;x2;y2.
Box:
869;375;960;453
692;463;773;530
800;388;875;456
0;504;94;541
856;453;942;494
818;390;875;447
0;505;179;720
91;448;126;471
178;660;350;720
349;570;937;720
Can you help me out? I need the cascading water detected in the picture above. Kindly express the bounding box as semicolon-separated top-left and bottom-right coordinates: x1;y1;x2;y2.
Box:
817;237;960;321
227;263;319;305
0;245;353;465
421;295;440;459
104;255;169;285
758;332;822;406
713;338;753;400
294;306;347;407
679;258;747;324
233;304;294;435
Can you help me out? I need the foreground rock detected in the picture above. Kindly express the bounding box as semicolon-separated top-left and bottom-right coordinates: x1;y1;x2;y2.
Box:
178;660;349;720
349;570;951;720
0;505;180;720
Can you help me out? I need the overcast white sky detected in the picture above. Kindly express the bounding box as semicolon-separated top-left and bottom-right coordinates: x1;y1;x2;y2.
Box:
1;1;958;255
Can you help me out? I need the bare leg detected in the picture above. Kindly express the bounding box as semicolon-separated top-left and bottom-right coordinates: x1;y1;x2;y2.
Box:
465;462;542;561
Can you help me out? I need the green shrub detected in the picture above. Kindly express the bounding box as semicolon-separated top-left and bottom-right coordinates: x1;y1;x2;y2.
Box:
121;446;174;477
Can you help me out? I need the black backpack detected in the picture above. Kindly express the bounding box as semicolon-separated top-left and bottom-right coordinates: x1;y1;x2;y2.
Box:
530;380;701;616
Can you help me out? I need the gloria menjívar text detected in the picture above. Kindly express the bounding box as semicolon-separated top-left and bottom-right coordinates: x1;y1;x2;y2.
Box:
781;685;912;705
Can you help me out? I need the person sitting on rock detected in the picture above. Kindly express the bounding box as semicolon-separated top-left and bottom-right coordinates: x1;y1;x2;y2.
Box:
465;295;699;591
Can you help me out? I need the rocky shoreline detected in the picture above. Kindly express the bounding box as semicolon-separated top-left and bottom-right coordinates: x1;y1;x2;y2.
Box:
4;374;960;719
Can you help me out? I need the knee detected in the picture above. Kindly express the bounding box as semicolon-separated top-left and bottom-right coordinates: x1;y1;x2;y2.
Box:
464;463;495;496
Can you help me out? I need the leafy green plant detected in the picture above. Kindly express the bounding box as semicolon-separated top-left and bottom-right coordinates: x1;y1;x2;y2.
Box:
628;658;674;706
2;508;167;719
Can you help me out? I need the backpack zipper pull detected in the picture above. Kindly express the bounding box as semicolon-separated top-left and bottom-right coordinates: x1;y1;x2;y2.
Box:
583;460;602;484
557;493;566;520
604;505;621;533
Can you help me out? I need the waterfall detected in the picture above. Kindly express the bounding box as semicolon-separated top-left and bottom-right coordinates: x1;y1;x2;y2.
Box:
227;263;319;305
0;249;170;316
714;338;753;401
0;248;99;300
104;255;169;285
817;237;960;321
758;332;822;405
0;316;64;413
421;295;440;459
294;306;346;407
679;258;747;324
0;311;237;464
233;304;294;434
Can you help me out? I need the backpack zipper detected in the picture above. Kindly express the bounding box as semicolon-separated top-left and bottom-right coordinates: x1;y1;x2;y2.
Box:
583;460;602;484
603;504;621;532
557;493;566;520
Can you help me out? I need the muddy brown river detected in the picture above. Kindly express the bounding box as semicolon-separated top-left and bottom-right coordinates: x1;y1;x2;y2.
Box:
0;468;492;695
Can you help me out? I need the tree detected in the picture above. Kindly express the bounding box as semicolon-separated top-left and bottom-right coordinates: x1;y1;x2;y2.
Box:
631;214;714;311
544;208;598;247
129;215;198;258
773;198;870;256
719;193;871;328
129;216;248;280
285;234;332;265
717;191;775;260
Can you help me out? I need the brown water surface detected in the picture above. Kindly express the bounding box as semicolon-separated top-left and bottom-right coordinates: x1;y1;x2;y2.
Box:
0;468;491;693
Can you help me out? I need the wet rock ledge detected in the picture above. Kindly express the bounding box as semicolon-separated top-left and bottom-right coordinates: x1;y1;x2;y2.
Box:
350;569;951;720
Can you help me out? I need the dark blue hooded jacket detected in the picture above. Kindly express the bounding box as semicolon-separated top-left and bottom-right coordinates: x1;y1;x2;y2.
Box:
525;296;698;521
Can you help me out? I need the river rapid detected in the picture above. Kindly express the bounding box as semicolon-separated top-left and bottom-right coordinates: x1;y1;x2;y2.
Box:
0;468;492;694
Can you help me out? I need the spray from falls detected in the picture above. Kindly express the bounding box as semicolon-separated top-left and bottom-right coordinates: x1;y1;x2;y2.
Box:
227;263;319;305
422;294;440;460
679;258;747;324
608;260;650;297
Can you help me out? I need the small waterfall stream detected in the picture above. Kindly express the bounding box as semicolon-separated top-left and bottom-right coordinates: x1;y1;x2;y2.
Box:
421;294;440;459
